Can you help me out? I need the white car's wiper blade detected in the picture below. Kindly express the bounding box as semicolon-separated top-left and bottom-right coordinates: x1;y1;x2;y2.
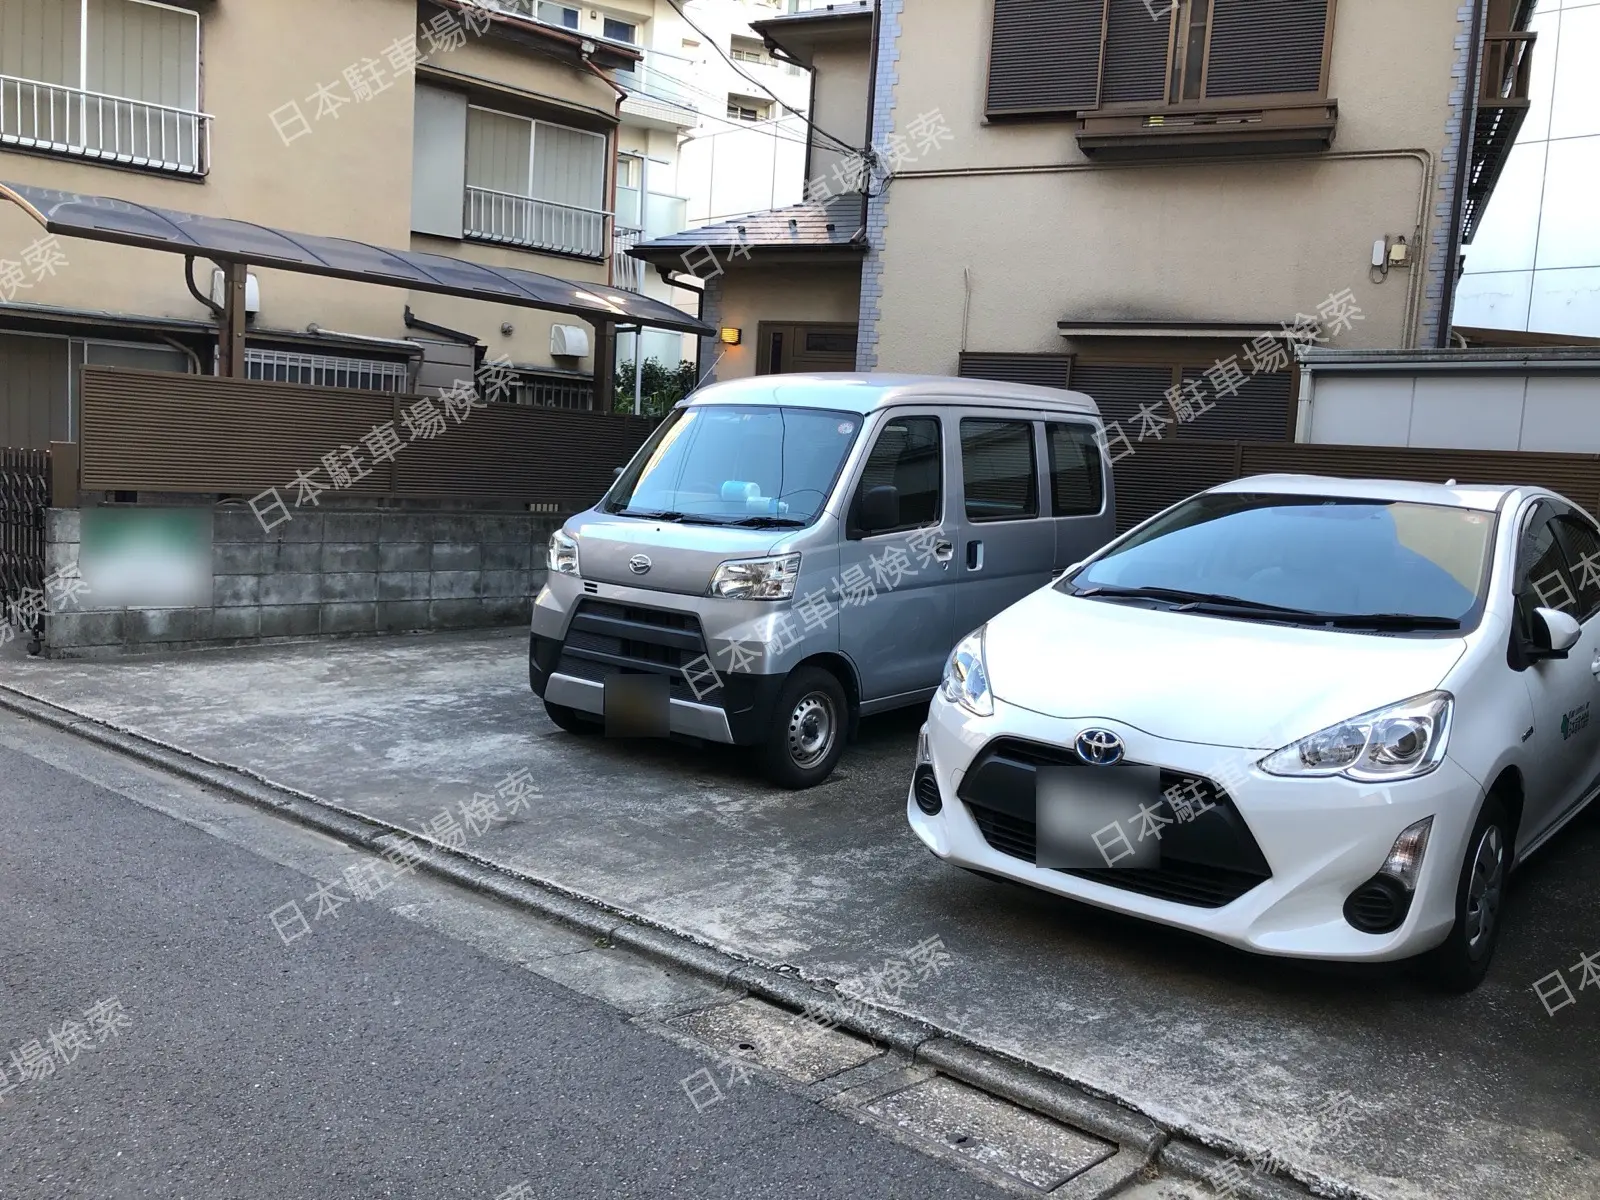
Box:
1075;585;1309;615
1077;587;1462;629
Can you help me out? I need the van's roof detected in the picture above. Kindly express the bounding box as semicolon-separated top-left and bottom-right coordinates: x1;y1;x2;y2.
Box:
683;373;1101;417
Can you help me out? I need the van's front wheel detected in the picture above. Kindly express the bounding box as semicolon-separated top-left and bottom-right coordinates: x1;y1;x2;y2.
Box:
759;666;847;789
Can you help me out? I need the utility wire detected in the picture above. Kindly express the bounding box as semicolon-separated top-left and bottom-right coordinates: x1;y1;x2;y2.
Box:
663;0;861;158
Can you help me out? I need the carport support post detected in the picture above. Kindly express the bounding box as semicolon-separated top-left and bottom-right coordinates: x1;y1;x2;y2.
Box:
217;260;248;378
588;319;615;414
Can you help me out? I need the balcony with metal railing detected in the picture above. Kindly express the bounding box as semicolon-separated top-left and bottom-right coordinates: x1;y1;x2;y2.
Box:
463;186;609;259
613;226;645;292
0;75;210;175
1464;30;1537;243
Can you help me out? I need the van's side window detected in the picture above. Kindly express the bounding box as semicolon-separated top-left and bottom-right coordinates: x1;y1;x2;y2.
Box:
1046;422;1104;517
961;418;1037;522
857;416;942;530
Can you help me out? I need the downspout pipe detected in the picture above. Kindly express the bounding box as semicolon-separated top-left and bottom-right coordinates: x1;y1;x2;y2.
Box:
1438;0;1490;348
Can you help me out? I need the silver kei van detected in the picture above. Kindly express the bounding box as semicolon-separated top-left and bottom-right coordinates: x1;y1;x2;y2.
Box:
529;373;1115;787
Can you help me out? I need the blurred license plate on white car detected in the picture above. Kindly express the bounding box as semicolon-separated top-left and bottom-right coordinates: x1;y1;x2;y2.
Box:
1035;765;1162;869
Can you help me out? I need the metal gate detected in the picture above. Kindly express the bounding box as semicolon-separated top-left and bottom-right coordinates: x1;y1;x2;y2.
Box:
0;447;50;640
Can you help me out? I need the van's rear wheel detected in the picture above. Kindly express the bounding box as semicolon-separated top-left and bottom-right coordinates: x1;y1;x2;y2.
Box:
544;699;601;736
759;666;847;789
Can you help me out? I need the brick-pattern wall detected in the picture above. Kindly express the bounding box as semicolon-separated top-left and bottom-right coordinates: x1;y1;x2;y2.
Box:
43;503;561;657
1424;0;1484;349
856;0;904;373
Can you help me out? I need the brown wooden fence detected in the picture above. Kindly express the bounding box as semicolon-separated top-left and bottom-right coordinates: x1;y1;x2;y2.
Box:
77;366;658;511
1114;440;1600;531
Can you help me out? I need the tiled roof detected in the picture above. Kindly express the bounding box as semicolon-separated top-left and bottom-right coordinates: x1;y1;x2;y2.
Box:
630;195;868;262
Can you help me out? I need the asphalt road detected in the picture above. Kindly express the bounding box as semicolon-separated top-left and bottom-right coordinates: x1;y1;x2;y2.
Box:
0;720;1010;1200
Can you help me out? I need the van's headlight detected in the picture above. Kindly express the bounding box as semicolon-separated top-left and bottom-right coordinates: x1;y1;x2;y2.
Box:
1259;691;1452;781
709;553;800;600
939;627;993;717
547;530;579;577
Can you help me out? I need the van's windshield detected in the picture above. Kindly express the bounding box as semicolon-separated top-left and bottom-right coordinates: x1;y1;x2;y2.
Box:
605;404;862;527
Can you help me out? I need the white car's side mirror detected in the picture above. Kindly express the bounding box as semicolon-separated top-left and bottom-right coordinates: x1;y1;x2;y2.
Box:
1532;607;1582;659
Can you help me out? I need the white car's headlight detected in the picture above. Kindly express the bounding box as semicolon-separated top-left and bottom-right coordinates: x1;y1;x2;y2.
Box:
939;627;993;718
547;530;579;577
709;554;800;601
1259;691;1453;782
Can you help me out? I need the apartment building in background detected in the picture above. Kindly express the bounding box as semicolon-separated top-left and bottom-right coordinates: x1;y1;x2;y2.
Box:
637;0;1535;453
1456;0;1600;338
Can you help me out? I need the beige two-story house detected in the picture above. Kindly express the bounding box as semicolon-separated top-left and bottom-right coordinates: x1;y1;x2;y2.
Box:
634;0;1534;452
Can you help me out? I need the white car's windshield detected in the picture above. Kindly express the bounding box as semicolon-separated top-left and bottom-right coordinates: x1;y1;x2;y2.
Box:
1068;493;1496;629
606;404;861;527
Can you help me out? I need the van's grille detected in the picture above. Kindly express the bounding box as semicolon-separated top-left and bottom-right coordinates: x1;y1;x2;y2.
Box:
554;599;722;707
957;738;1272;909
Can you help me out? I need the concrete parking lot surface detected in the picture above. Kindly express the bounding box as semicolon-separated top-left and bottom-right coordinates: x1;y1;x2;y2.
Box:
4;630;1598;1200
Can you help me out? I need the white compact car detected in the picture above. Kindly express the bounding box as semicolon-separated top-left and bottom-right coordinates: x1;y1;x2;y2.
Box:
909;475;1600;989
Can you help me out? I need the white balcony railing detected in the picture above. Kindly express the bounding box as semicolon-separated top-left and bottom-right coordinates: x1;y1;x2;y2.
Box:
464;186;609;258
0;75;210;175
613;226;644;292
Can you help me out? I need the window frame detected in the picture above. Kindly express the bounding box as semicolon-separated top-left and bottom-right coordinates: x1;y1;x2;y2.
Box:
601;16;637;44
726;94;770;122
848;413;945;540
1551;510;1600;624
464;102;608;206
984;0;1339;122
959;415;1040;525
1045;420;1107;519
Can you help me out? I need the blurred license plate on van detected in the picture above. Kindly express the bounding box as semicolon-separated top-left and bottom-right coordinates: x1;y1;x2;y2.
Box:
1035;765;1161;869
603;673;669;738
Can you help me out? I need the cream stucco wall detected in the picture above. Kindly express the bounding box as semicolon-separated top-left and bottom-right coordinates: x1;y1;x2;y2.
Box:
712;261;862;380
868;0;1469;371
808;38;871;187
0;0;628;374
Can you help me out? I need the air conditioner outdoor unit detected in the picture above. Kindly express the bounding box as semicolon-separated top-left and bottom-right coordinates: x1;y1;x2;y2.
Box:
210;267;261;314
550;323;590;357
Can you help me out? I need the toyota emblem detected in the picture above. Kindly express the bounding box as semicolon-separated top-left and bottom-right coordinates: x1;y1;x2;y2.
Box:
1074;729;1125;766
628;554;652;576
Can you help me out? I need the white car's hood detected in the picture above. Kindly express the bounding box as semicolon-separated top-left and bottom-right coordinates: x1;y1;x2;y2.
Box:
985;588;1470;749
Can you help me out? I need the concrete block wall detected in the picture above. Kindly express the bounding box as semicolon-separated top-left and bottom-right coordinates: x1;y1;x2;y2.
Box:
43;502;562;657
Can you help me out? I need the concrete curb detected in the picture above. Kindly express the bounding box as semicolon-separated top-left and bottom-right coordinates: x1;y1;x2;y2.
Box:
0;681;1361;1200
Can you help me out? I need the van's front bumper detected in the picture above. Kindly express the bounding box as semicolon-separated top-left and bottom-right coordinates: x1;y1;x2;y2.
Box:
530;574;805;746
909;693;1482;962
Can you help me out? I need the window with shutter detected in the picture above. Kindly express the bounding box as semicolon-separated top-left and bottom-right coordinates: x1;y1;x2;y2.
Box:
1205;0;1330;98
986;0;1105;118
985;0;1338;156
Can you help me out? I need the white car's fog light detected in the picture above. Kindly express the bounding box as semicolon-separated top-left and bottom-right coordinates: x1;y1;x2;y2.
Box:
916;724;931;765
1380;817;1434;890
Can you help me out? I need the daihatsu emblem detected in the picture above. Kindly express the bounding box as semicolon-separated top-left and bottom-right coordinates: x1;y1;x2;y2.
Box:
628;554;652;576
1075;729;1124;766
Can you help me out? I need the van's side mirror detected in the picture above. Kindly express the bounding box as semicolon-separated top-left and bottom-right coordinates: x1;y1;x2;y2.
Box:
1531;607;1582;660
858;485;900;534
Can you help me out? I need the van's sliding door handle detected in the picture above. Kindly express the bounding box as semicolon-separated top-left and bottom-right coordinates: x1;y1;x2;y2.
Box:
933;540;954;564
966;540;984;571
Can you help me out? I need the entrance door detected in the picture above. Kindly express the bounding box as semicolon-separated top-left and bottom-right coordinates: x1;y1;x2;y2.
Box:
757;323;858;375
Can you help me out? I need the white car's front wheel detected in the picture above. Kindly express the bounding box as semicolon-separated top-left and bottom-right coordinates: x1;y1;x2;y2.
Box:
1427;795;1511;992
